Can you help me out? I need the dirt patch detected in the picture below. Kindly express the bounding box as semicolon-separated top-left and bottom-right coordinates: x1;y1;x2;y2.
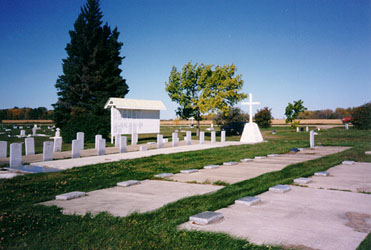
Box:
357;186;371;193
345;211;371;233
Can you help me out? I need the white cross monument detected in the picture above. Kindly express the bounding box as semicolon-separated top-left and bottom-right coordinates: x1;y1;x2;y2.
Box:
240;93;264;143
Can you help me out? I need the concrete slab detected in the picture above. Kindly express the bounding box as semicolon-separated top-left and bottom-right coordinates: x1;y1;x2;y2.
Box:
29;141;245;170
56;191;86;200
42;180;222;217
308;162;371;193
170;147;349;185
180;169;198;174
154;173;174;178
269;184;291;193
315;171;330;176
117;180;141;187
179;186;371;250
235;196;261;206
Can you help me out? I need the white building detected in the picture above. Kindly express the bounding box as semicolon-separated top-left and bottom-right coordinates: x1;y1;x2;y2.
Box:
104;98;166;143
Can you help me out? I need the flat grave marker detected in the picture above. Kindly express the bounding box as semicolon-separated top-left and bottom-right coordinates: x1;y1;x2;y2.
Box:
342;161;355;165
294;177;312;184
56;191;86;200
223;161;238;166
180;169;198;174
269;184;291;193
117;180;141;187
240;158;252;162
189;211;224;225
314;171;329;176
235;196;261;206
204;165;219;169
154;173;174;178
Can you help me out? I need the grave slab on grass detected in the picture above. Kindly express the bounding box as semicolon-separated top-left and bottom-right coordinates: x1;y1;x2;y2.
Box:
235;196;261;206
42;180;222;217
294;177;312;184
180;169;198;174
56;191;86;200
315;171;329;176
308;162;371;193
154;173;174;178
254;156;266;159
269;184;291;193
204;165;220;169
189;211;224;225
179;185;371;250
342;161;355;165
267;154;279;157
223;161;238;166
117;180;141;187
240;158;252;162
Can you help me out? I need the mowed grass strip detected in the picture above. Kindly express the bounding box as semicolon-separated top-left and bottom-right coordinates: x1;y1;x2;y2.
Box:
0;128;370;249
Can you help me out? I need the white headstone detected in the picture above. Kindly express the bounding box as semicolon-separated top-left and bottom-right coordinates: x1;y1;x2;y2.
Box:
186;131;192;145
240;93;264;143
199;131;205;144
172;132;178;147
32;125;37;136
25;137;35;155
76;132;84;150
10;143;22;168
95;134;102;150
306;126;309;132
53;137;62;152
97;138;106;155
296;127;300;132
43;141;54;161
157;134;163;148
130;133;137;146
20;130;26;137
55;128;61;138
211;131;216;143
221;130;226;143
71;139;80;158
0;141;7;158
120;136;127;153
310;130;317;148
345;123;349;130
115;134;121;147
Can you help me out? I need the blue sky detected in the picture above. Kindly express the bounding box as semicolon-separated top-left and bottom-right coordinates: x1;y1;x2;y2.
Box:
0;0;370;119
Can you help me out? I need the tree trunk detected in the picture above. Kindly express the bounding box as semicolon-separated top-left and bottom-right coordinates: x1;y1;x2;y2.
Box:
196;119;200;137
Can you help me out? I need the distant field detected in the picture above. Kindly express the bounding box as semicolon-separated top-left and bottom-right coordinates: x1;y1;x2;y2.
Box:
271;119;343;125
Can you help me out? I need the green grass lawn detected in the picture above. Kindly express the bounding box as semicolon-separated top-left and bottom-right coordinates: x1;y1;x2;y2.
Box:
0;127;370;249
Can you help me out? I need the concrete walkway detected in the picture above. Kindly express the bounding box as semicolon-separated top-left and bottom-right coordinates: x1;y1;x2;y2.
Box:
30;141;245;170
169;147;348;184
179;162;371;250
42;180;222;217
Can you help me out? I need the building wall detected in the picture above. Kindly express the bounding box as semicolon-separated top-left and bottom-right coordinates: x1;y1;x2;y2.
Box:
111;108;160;135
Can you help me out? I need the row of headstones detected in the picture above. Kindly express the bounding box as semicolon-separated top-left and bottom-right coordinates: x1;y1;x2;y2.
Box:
171;131;225;147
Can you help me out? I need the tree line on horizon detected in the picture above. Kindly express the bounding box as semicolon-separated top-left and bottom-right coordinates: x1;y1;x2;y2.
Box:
0;107;53;121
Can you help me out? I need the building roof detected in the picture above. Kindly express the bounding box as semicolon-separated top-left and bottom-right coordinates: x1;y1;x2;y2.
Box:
104;98;166;111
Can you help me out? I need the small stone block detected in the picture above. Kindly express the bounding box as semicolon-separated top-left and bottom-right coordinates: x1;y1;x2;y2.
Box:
154;173;173;178
203;165;220;169
189;211;224;225
314;171;329;176
56;191;86;200
269;184;291;193
294;177;312;184
254;156;266;159
240;158;252;162
342;161;355;165
267;154;278;157
180;169;198;174
139;145;148;151
223;161;238;166
117;180;141;187
235;196;261;206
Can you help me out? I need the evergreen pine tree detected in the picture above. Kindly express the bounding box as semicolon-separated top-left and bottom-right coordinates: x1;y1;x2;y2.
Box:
53;0;128;137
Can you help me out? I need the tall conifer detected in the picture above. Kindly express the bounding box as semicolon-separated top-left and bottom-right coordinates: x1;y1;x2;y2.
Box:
53;0;128;129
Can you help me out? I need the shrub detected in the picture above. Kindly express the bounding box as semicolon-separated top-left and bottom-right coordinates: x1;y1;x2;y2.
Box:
61;113;110;143
214;107;249;127
254;107;272;128
351;102;371;130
